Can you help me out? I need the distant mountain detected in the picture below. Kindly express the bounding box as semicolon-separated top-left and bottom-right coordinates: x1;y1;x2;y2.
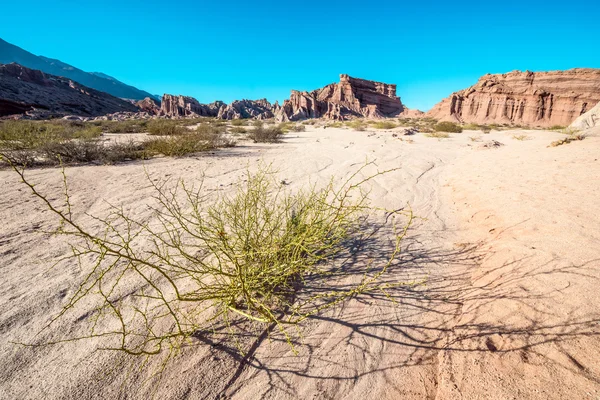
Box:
0;38;159;102
0;63;139;118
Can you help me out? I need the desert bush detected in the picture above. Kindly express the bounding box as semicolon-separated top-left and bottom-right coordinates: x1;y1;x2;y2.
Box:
147;120;188;136
433;121;462;133
145;132;234;156
512;134;530;141
425;132;450;138
372;121;397;130
249;122;284;143
230;119;246;126
548;134;585;147
0;120;101;150
289;124;305;132
3;161;412;366
196;123;226;135
346;120;367;131
325;122;343;128
229;126;247;134
549;125;566;131
93;120;149;133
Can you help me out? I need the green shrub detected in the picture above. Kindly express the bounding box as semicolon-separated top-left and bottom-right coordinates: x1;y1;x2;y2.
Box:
229;126;247;134
289;124;305;132
249;122;284;143
230;119;246;126
346;120;367;131
433;121;463;133
147;120;188;135
372;121;397;129
145;132;234;156
4;161;412;366
425;132;450;138
93;120;149;133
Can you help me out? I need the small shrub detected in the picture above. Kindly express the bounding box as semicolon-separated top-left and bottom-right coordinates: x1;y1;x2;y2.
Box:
229;126;247;134
548;134;585;147
549;125;566;131
433;121;462;133
372;121;397;130
147;120;187;136
93;120;149;133
3;161;413;371
289;124;305;132
346;120;367;131
249;123;284;143
230;119;246;126
512;134;530;141
425;132;450;139
144;133;234;156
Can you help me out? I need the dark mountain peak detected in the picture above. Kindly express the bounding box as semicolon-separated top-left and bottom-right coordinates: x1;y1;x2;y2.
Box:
0;38;158;101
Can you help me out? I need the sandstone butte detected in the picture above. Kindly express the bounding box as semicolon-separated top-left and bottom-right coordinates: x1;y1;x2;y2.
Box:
426;69;600;128
275;74;418;121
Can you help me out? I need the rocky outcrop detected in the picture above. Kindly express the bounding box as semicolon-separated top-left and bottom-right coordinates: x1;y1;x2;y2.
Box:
0;63;139;118
160;94;224;118
217;99;274;120
569;101;600;130
136;97;160;115
427;69;600;127
276;74;406;121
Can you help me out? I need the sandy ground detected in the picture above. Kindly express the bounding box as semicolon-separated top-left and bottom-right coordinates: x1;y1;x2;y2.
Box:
0;125;599;399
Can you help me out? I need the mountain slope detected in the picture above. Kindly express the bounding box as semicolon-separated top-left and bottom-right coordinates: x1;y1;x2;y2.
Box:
0;63;139;117
0;38;158;101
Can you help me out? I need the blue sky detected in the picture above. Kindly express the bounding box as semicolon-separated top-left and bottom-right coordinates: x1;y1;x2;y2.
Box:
2;0;599;110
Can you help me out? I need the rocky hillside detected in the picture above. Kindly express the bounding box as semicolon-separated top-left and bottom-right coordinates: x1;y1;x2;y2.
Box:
276;74;407;121
0;38;158;101
0;63;139;118
427;69;600;127
159;95;275;120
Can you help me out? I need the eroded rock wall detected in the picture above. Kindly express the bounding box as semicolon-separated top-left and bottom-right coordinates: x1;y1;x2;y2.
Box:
427;69;600;127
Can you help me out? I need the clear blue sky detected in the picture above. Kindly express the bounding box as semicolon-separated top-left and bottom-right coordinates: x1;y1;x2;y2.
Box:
2;0;599;110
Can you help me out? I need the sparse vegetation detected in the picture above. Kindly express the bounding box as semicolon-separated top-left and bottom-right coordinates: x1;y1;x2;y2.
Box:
0;120;234;166
372;121;397;130
147;120;188;136
512;134;530;141
433;121;463;133
230;119;247;126
229;126;247;134
289;124;305;132
91;120;149;133
549;125;566;131
3;160;412;367
425;132;451;139
345;120;367;131
249;121;284;143
549;134;586;147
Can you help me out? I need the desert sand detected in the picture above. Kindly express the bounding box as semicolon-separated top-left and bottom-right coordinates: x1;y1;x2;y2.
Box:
1;125;599;399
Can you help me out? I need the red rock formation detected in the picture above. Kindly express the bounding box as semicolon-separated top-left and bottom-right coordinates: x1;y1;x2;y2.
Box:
160;94;224;117
217;99;274;120
427;69;600;127
136;97;160;115
0;63;139;118
276;74;406;121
